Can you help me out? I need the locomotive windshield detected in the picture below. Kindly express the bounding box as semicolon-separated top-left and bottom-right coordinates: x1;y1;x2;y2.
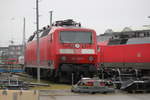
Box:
60;31;92;43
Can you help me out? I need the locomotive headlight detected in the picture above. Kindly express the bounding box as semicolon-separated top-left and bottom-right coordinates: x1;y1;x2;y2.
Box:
88;56;94;61
61;56;66;61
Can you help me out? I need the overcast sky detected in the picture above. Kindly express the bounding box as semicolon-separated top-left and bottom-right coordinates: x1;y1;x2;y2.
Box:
0;0;150;46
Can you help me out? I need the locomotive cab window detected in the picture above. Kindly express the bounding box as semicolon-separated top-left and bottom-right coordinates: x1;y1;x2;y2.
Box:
40;28;51;38
60;31;92;43
28;35;35;42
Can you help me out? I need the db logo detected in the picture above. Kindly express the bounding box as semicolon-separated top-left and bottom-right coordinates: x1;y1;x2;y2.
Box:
75;44;80;48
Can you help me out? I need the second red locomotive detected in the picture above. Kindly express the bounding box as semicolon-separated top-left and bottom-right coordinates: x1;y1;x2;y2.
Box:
97;30;150;79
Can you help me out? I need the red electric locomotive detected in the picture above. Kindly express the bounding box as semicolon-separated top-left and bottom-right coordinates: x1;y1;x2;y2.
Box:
97;30;150;79
25;19;98;82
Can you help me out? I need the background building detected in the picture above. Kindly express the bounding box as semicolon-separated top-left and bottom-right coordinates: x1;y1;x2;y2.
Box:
0;47;9;64
8;45;23;59
97;27;150;42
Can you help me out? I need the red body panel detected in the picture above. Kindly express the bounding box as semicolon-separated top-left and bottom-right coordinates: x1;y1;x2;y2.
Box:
101;45;124;63
98;43;150;64
124;44;150;63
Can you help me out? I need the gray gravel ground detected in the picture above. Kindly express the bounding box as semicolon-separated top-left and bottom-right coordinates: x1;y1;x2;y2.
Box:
40;94;150;100
39;90;150;100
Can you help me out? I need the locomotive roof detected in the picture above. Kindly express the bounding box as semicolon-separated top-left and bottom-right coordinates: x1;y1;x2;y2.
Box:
50;19;95;32
50;26;95;32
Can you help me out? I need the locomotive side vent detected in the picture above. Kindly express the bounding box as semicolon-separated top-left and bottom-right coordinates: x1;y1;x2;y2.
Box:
52;19;81;27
